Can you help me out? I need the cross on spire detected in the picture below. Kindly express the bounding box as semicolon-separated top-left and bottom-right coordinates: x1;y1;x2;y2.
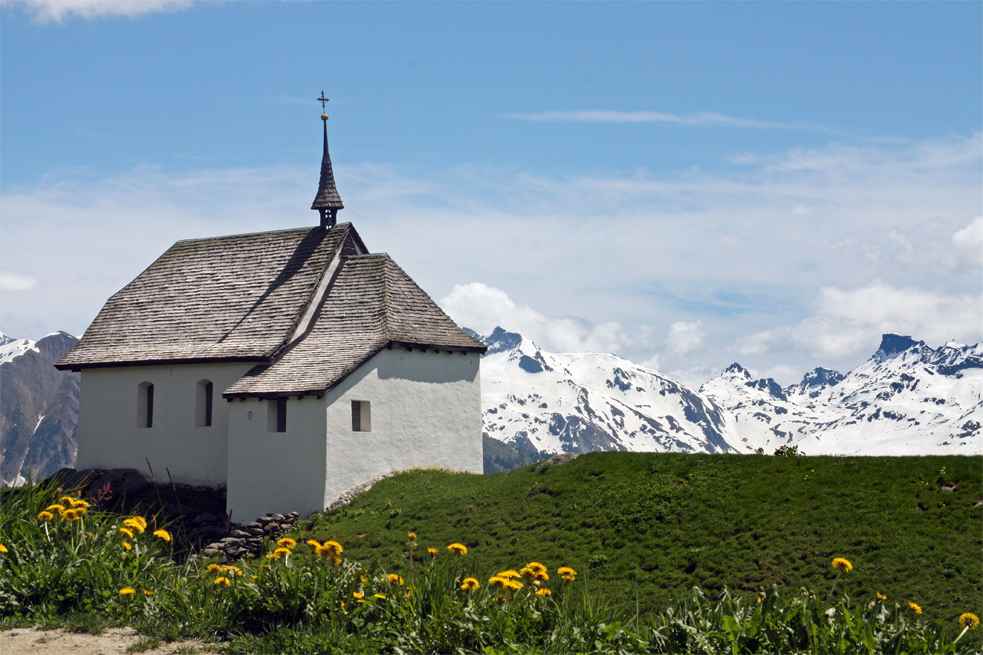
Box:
317;91;329;111
312;90;343;227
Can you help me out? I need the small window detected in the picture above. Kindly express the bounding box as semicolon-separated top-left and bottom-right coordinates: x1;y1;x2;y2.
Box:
196;380;213;427
268;398;287;433
138;382;154;429
352;400;371;432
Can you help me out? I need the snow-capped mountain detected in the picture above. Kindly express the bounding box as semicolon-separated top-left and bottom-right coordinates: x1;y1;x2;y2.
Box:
1;332;80;485
701;334;982;455
477;327;735;457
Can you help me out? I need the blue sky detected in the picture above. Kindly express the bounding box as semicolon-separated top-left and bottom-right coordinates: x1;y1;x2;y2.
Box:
2;1;981;385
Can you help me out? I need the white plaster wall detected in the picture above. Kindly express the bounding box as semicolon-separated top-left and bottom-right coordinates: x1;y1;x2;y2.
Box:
76;363;252;487
226;396;328;522
322;348;482;509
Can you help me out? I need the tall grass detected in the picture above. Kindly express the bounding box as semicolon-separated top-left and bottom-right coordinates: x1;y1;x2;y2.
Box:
1;474;979;653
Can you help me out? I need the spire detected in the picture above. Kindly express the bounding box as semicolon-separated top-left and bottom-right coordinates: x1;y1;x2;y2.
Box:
311;92;343;228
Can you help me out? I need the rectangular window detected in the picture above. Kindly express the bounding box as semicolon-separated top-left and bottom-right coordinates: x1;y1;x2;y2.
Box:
138;382;154;429
268;398;287;433
351;400;371;432
146;384;154;428
196;380;213;427
204;382;213;427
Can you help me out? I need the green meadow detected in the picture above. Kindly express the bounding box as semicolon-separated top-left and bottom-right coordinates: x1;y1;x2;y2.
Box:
1;452;980;653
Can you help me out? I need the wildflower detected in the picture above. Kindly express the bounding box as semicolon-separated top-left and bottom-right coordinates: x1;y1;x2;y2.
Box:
62;508;81;521
120;527;134;539
143;590;154;596
960;613;980;629
271;547;291;559
427;547;438;556
74;507;88;517
757;597;763;604
277;537;297;550
408;532;417;541
353;592;364;599
153;529;171;542
119;588;135;595
306;539;322;549
525;562;548;576
447;542;468;556
558;566;577;582
460;577;480;591
387;573;404;585
373;594;386;600
123;518;145;534
206;564;224;574
123;542;133;551
877;592;887;601
38;511;54;522
909;602;923;614
831;558;853;573
332;556;342;566
59;496;75;506
70;499;90;509
323;540;343;556
535;588;551;596
47;504;65;515
503;579;523;591
498;570;521;580
521;564;549;581
0;544;7;554
214;577;230;586
225;566;243;577
489;576;507;588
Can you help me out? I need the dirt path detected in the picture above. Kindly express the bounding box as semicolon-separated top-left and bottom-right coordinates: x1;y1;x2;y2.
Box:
0;627;219;655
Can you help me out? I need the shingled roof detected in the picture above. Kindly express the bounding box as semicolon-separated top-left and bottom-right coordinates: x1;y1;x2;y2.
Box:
224;253;486;398
56;222;486;396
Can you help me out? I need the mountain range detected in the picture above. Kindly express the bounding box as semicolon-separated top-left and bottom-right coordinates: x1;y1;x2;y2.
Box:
1;327;979;483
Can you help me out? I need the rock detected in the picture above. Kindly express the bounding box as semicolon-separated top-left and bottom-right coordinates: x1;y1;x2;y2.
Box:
279;523;292;531
533;453;579;473
229;530;251;538
271;513;285;522
248;527;265;536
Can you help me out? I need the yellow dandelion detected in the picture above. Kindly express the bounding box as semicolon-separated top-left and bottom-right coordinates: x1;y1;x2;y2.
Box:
0;544;8;554
59;496;75;506
331;556;342;567
909;602;923;614
373;593;386;600
119;588;135;595
62;508;80;521
387;573;404;585
306;539;322;549
427;547;438;556
119;527;134;538
447;542;468;556
38;511;54;522
323;540;343;556
214;576;230;586
132;516;147;529
498;570;520;579
46;504;65;515
123;518;145;534
271;547;291;559
70;499;91;509
831;557;853;573
353;592;364;599
504;579;523;591
153;529;171;542
122;542;132;551
960;613;980;629
557;566;577;582
535;587;551;596
526;562;547;575
143;590;154;596
408;532;417;541
277;537;297;550
225;566;243;577
460;577;480;591
488;576;507;588
877;592;887;601
206;563;224;574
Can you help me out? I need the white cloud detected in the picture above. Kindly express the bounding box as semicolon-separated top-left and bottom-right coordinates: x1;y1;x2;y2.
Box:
0;270;40;291
502;110;830;132
3;0;192;23
953;216;983;268
665;320;706;357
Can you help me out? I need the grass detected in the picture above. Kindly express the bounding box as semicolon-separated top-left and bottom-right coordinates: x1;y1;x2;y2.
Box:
1;452;980;653
299;452;982;631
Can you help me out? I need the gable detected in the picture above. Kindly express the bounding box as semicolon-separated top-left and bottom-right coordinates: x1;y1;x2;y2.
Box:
56;224;359;370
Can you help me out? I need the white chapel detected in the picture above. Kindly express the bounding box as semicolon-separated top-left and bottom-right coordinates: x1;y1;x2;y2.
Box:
56;109;487;522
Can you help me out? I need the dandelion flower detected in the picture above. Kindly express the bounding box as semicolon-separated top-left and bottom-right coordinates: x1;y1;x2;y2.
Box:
70;499;90;509
206;563;224;574
447;543;468;556
47;504;65;515
831;558;853;573
153;529;171;542
225;566;243;577
373;594;386;600
214;577;230;586
323;540;343;556
460;577;480;591
0;544;7;554
489;576;507;588
306;539;322;549
498;570;520;579
119;528;134;539
353;592;364;599
526;562;548;576
503;579;523;591
38;511;54;522
59;496;75;506
909;602;923;614
123;518;145;534
960;613;980;629
63;509;81;521
123;542;133;551
119;588;135;595
427;547;438;556
387;573;404;585
558;566;577;582
535;588;551;596
408;532;416;541
271;547;291;559
331;556;342;567
877;592;887;601
143;590;154;596
277;537;297;550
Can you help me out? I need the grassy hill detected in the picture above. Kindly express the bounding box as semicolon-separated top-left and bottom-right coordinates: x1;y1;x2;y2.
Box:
299;452;981;631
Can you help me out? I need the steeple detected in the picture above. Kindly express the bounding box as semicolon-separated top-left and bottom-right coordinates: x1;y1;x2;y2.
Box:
311;92;343;228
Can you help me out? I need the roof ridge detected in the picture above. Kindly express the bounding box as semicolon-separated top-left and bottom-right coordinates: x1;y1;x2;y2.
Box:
174;223;351;245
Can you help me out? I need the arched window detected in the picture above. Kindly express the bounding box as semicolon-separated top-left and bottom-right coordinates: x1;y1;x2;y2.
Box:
138;382;154;428
196;380;213;427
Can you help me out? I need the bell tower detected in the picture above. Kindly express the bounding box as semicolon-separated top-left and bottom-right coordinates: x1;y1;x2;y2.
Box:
311;91;344;228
